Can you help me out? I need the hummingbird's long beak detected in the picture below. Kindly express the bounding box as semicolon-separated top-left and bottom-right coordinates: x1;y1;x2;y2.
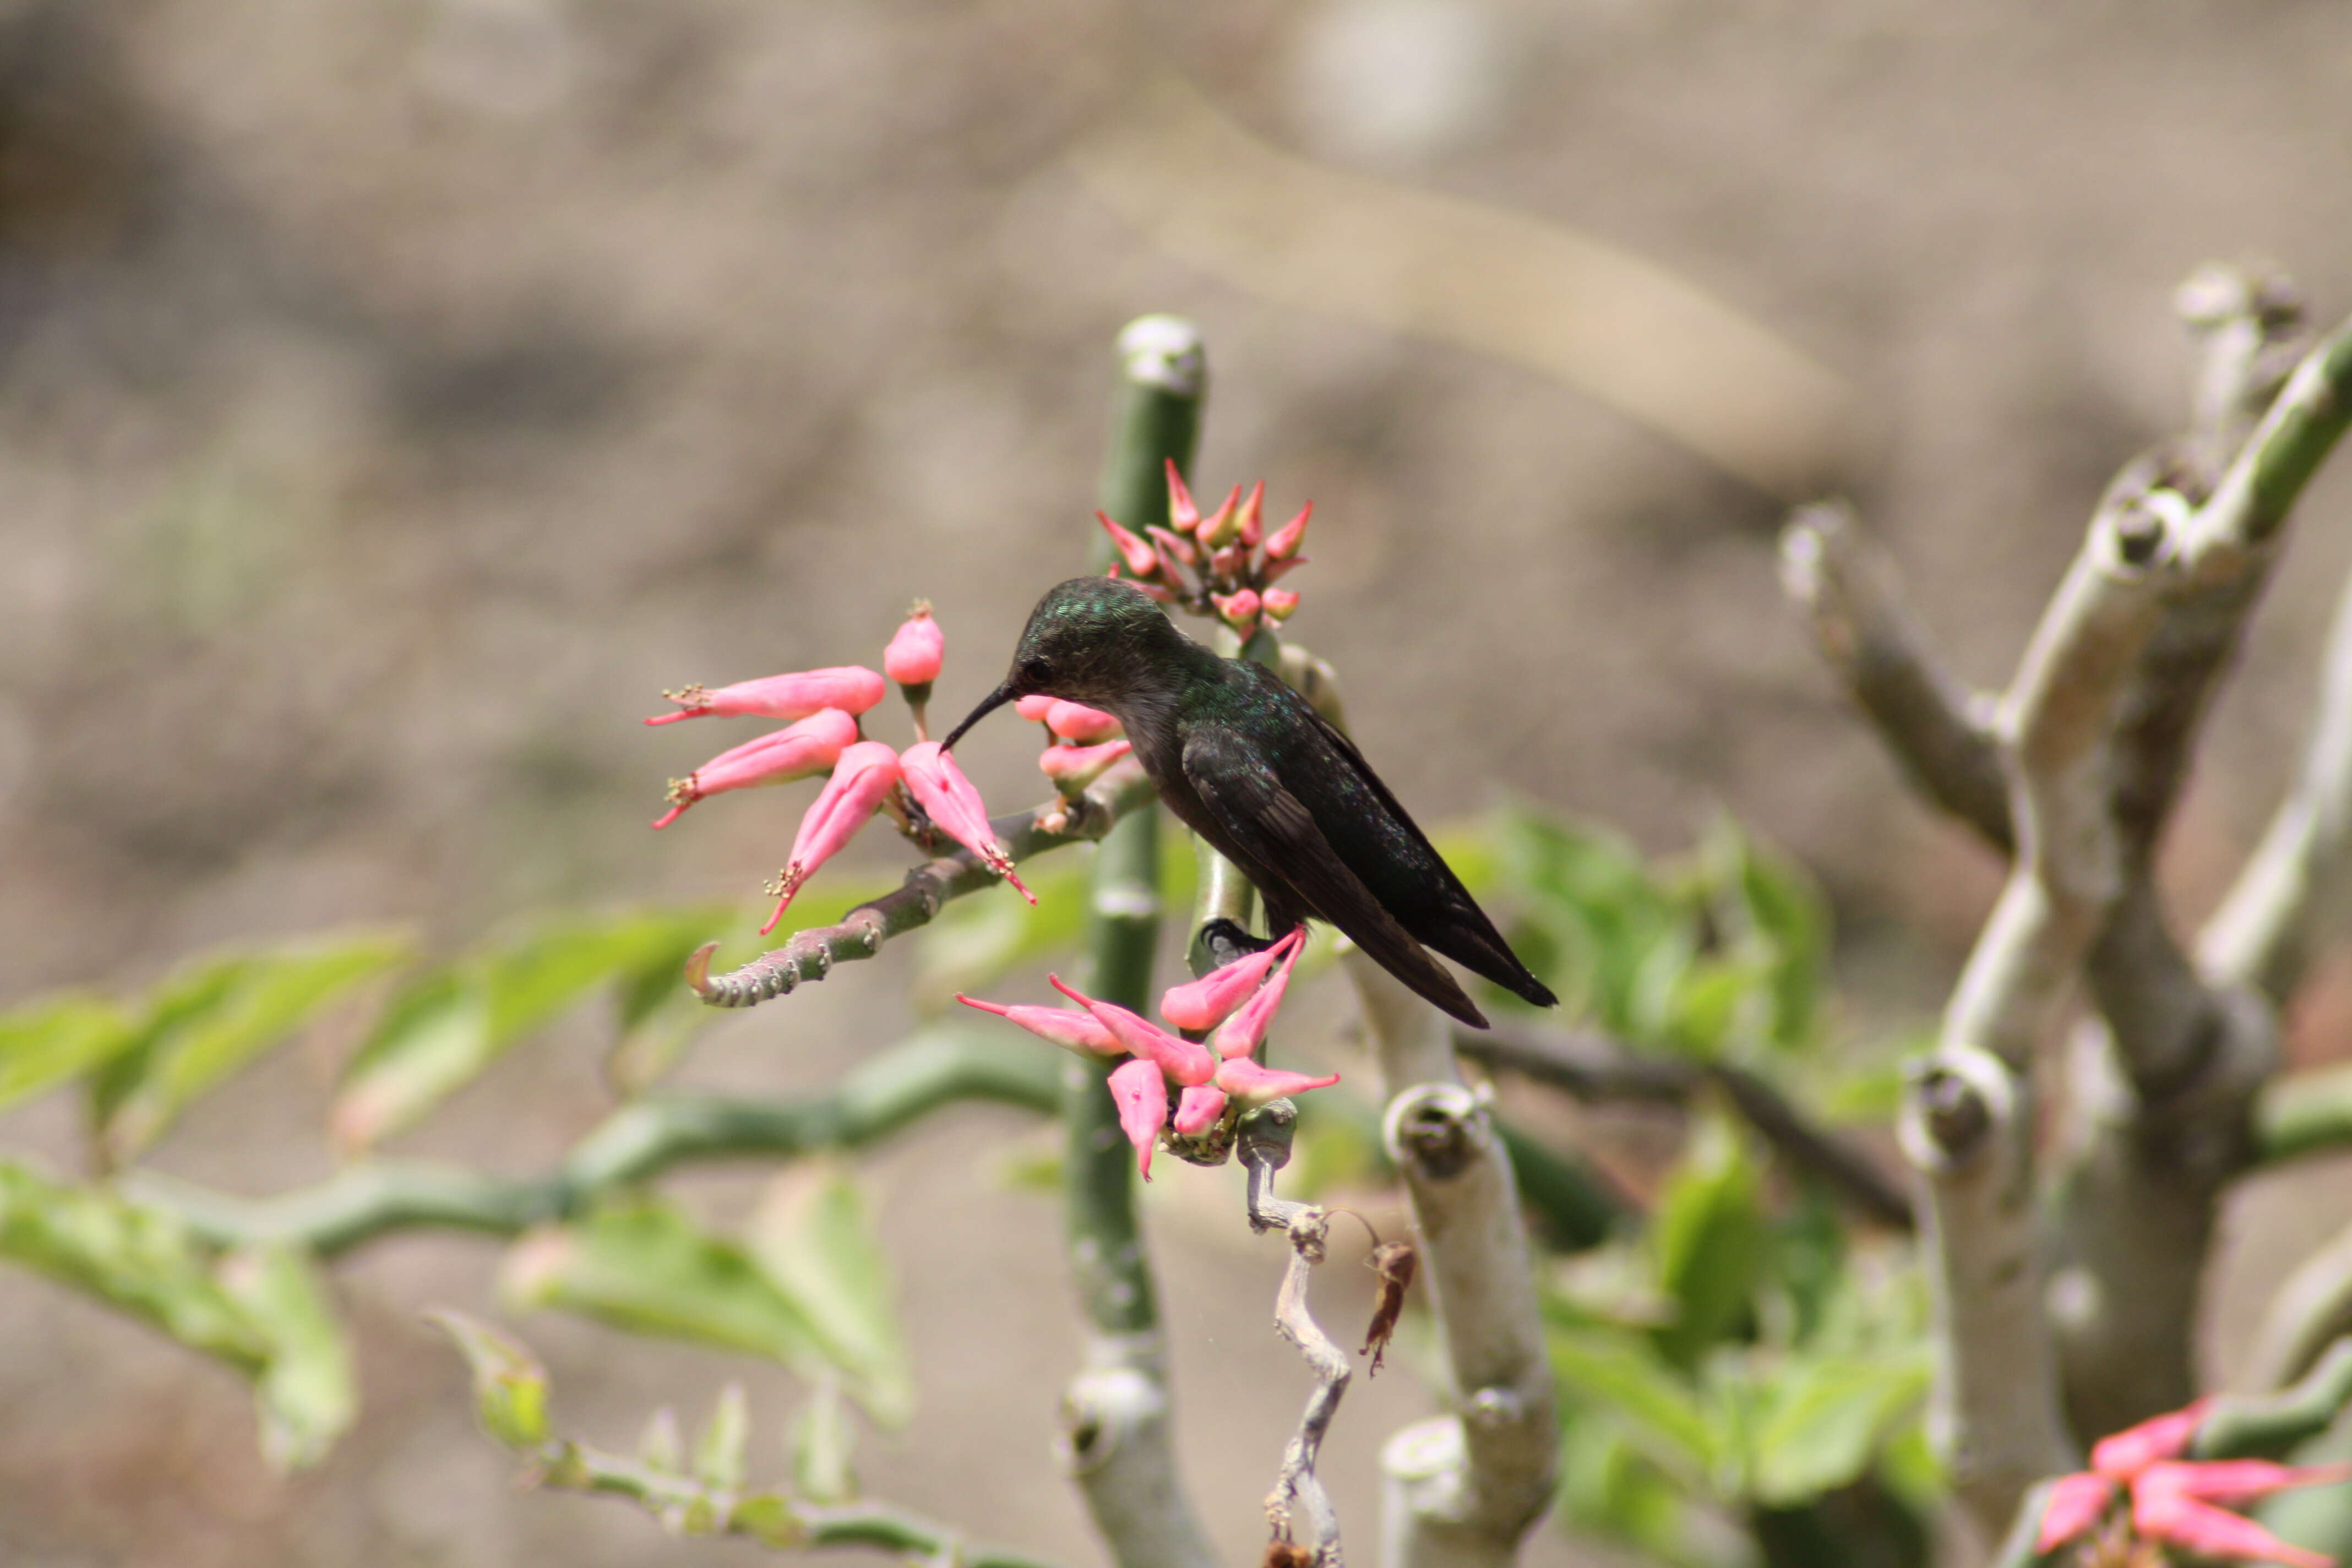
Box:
940;681;1015;752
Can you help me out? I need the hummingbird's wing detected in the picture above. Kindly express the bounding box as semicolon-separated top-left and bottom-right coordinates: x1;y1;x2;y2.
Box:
1182;727;1488;1028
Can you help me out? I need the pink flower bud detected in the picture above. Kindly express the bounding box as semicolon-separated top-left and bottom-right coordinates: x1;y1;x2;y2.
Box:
1038;739;1133;793
760;741;901;934
956;995;1119;1057
652;709;858;828
646;667;885;726
1049;974;1214;1086
1046;701;1122;743
1235;481;1266;547
901;742;1033;903
883;602;944;687
1109;564;1176;602
1212;589;1261;637
1196;484;1244;548
1210;544;1246;578
1145;524;1199;569
2139;1459;2352;1506
1096;511;1159;578
2092;1398;2212;1479
2133;1474;2332;1568
1164;459;1200;533
1172;1084;1229;1136
2034;1473;2117;1553
1015;694;1059;722
1108;1057;1168;1179
1260;554;1310;586
1157;929;1304;1033
1264;501;1312;560
1261;587;1300;622
1212;1055;1339;1105
1212;937;1303;1060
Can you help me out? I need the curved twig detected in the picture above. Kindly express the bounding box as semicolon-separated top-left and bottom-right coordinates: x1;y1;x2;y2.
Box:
688;764;1156;1008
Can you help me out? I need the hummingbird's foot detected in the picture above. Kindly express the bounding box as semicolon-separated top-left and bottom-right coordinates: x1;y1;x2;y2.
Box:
1197;918;1278;970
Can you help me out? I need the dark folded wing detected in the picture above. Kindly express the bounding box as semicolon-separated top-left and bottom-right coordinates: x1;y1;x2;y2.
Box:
1183;726;1486;1027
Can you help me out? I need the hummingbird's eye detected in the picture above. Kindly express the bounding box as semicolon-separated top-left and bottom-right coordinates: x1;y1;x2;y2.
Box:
1020;657;1051;688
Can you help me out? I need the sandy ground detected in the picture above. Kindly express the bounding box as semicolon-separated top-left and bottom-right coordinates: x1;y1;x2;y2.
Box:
3;0;2352;1561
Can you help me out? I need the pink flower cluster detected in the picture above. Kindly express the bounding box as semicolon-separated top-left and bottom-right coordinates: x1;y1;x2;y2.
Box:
1097;462;1309;641
645;603;1033;936
2034;1397;2350;1567
958;930;1336;1177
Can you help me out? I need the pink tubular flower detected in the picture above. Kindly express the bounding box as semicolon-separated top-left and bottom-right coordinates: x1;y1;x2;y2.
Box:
1049;974;1215;1086
1109;563;1176;603
883;602;944;688
1214;1055;1340;1105
653;709;858;829
1212;937;1304;1060
1039;738;1132;792
955;995;1119;1057
1046;701;1122;744
1212;588;1261;638
1172;1084;1229;1136
1261;587;1300;622
1157;929;1304;1033
646;667;885;726
1108;1057;1168;1179
1015;694;1059;722
1235;481;1265;547
1264;501;1312;560
2033;1396;2351;1564
1096;511;1158;578
760;741;901;935
1260;554;1310;586
900;742;1033;902
2093;1400;2214;1479
1195;484;1243;549
1164;459;1200;533
1145;523;1199;569
2133;1470;2334;1568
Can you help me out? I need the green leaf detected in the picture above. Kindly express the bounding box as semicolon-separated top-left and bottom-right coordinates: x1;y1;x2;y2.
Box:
1750;1349;1932;1506
1547;1327;1716;1484
97;932;410;1159
1651;1118;1767;1368
790;1376;860;1504
427;1308;551;1449
219;1244;357;1472
728;1493;808;1548
639;1406;684;1473
1555;1414;1711;1568
0;993;135;1111
336;911;718;1149
695;1383;750;1493
497;1198;849;1390
0;1158;267;1368
1697;816;1828;1057
606;906;734;1095
745;1163;913;1425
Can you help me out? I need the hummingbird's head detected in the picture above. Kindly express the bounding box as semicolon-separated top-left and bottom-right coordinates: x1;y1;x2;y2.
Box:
941;576;1190;749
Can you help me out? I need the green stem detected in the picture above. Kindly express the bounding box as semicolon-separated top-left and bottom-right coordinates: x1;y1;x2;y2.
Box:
130;1030;1059;1257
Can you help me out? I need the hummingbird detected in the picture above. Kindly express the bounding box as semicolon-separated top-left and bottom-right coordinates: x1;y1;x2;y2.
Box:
942;576;1559;1029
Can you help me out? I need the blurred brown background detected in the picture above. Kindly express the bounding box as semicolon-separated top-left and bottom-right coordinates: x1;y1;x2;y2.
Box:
3;0;2352;1562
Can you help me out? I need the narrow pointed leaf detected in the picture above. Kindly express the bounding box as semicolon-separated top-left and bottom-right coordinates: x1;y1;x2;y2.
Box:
497;1199;849;1392
0;1158;268;1368
694;1382;750;1493
219;1244;357;1472
0;994;135;1111
426;1308;550;1449
98;933;411;1159
745;1164;913;1425
336;911;725;1149
790;1376;860;1504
